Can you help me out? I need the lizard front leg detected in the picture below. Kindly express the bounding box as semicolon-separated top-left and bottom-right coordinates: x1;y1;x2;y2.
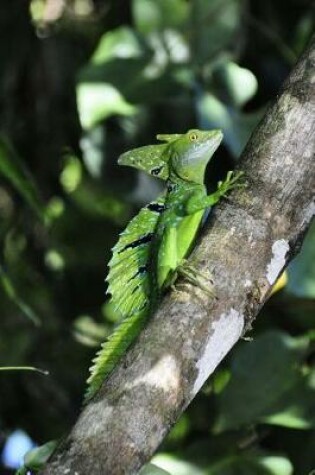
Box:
185;171;245;215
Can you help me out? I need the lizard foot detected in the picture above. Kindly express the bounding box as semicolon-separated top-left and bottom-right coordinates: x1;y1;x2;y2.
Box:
177;260;215;298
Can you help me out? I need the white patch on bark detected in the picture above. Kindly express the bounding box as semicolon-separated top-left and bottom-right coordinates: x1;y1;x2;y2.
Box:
128;354;180;393
301;200;315;227
192;309;244;396
266;239;290;285
244;279;252;288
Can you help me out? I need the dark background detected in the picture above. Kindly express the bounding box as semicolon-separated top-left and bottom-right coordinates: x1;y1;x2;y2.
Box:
0;1;314;473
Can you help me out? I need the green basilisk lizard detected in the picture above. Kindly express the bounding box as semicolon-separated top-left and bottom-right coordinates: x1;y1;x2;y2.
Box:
85;129;243;401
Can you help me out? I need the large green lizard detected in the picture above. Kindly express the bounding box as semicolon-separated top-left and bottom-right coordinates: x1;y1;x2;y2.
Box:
85;129;243;401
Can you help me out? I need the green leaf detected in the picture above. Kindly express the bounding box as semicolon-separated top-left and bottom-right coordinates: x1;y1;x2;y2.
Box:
151;454;204;475
91;27;144;63
212;61;258;108
24;440;57;471
60;154;83;193
205;454;293;475
139;463;172;475
78;58;181;112
262;367;315;429
287;220;315;298
151;451;293;475
76;26;184;127
214;331;313;431
72;315;108;347
0;136;46;222
77;83;136;130
76;27;146;129
259;457;293;475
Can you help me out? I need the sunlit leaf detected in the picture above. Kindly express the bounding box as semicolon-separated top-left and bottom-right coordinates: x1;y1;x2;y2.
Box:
78;58;181;110
152;454;203;475
60;155;83;193
72;315;108;347
77;25;185;124
139;463;171;475
80;126;106;179
44;249;65;272
29;0;45;24
23;440;57;471
259;457;293;475
212;61;258;107
151;451;293;475
0;136;46;222
77;83;136;130
91;27;144;63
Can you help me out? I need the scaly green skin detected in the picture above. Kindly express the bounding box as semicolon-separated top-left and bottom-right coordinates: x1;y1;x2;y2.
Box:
85;129;243;401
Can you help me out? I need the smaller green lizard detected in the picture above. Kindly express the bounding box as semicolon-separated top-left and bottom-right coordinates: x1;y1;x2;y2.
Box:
85;129;243;401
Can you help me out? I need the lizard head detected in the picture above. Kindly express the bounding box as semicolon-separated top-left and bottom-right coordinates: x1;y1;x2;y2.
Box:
170;129;223;184
118;129;223;183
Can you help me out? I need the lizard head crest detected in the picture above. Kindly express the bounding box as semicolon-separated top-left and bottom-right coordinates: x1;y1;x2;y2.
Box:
117;129;223;183
118;143;169;180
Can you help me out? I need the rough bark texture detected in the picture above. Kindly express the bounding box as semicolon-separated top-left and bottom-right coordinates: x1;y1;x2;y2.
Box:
41;37;315;474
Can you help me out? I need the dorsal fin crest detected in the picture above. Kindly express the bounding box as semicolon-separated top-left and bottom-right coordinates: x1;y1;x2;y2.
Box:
85;196;165;402
156;133;182;143
106;195;165;319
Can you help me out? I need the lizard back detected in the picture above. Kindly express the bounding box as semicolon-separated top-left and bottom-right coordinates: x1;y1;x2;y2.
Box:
85;194;165;400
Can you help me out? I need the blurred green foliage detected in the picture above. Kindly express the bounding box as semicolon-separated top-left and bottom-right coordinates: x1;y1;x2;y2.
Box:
0;0;314;474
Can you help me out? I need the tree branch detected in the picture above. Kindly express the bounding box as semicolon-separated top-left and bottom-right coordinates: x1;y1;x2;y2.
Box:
41;36;315;474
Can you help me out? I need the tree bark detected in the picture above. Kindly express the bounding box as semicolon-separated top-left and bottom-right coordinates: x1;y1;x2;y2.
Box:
41;36;315;474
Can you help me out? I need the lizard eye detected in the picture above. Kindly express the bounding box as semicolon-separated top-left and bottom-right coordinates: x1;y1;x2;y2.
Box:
189;132;198;141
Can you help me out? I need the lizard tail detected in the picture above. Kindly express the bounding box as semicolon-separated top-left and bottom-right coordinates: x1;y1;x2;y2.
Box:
84;305;148;403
